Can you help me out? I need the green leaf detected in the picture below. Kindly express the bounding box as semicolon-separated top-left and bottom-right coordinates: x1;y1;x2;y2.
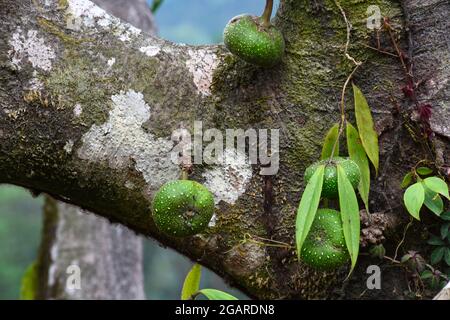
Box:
181;264;202;300
337;164;361;275
445;248;450;266
428;236;445;246
296;165;325;257
441;211;450;221
20;262;38;300
321;123;340;160
403;182;425;220
353;84;379;174
420;270;433;280
423;177;450;200
346;122;370;212
150;0;164;13
401;253;412;263
197;289;238;300
401;172;413;189
431;247;445;264
441;223;450;240
416;167;433;176
423;186;444;216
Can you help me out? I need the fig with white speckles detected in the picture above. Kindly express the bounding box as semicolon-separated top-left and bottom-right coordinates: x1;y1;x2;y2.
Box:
300;208;349;270
223;14;285;67
304;157;360;199
151;180;214;237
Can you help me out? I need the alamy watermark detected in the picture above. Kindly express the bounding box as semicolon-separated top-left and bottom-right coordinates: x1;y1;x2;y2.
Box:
66;264;81;290
171;121;280;175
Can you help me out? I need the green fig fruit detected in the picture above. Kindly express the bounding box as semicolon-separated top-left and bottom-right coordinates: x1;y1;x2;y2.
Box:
304;157;361;199
300;208;349;270
223;14;285;67
152;180;215;237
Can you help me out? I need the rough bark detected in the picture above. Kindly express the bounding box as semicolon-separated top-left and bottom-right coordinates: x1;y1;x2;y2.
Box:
35;0;157;300
37;197;145;299
0;0;448;299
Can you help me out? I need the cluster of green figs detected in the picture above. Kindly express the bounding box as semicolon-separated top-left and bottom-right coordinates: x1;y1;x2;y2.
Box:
151;2;361;271
301;157;361;270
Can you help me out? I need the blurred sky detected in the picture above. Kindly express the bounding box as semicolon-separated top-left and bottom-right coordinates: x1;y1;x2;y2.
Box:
153;0;280;44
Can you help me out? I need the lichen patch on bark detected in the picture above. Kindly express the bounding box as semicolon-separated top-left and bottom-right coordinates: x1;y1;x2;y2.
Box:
8;28;55;71
202;148;253;205
186;49;219;96
77;89;179;189
139;45;160;57
66;0;141;42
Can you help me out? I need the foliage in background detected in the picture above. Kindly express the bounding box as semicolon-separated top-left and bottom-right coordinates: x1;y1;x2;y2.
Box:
20;262;38;300
402;167;449;220
0;187;43;299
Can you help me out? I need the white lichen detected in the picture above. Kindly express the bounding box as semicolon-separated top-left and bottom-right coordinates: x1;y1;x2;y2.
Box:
66;0;141;42
64;140;75;154
8;28;55;71
202;148;253;205
139;46;161;57
77;90;178;188
107;57;116;67
186;49;219;96
73;104;83;117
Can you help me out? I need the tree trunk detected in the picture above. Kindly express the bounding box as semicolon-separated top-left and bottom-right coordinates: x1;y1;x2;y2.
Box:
0;0;448;299
36;0;157;299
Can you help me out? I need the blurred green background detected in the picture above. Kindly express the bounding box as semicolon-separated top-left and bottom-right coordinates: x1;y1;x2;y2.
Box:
0;0;280;300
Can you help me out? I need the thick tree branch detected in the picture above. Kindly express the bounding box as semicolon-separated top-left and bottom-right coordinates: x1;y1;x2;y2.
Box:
0;0;448;299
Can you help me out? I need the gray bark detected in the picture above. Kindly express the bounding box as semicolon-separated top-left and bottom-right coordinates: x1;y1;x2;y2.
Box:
37;0;157;299
0;0;448;299
38;197;145;299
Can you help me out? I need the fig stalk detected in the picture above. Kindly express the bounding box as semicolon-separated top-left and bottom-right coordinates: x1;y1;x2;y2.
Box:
261;0;274;27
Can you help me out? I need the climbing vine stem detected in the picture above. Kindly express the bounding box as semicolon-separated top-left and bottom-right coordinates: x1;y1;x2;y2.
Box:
328;1;363;161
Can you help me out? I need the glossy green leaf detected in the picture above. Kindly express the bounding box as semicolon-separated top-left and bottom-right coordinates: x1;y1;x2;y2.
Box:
346;122;370;212
445;248;450;266
423;177;450;200
337;164;360;274
431;247;445;264
441;211;450;221
181;264;202;300
296;165;325;257
416;167;433;176
353;84;379;174
403;182;425;220
441;223;450;240
428;236;445;246
197;289;238;300
423;186;444;216
321;123;340;160
401;172;413;189
420;270;433;280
